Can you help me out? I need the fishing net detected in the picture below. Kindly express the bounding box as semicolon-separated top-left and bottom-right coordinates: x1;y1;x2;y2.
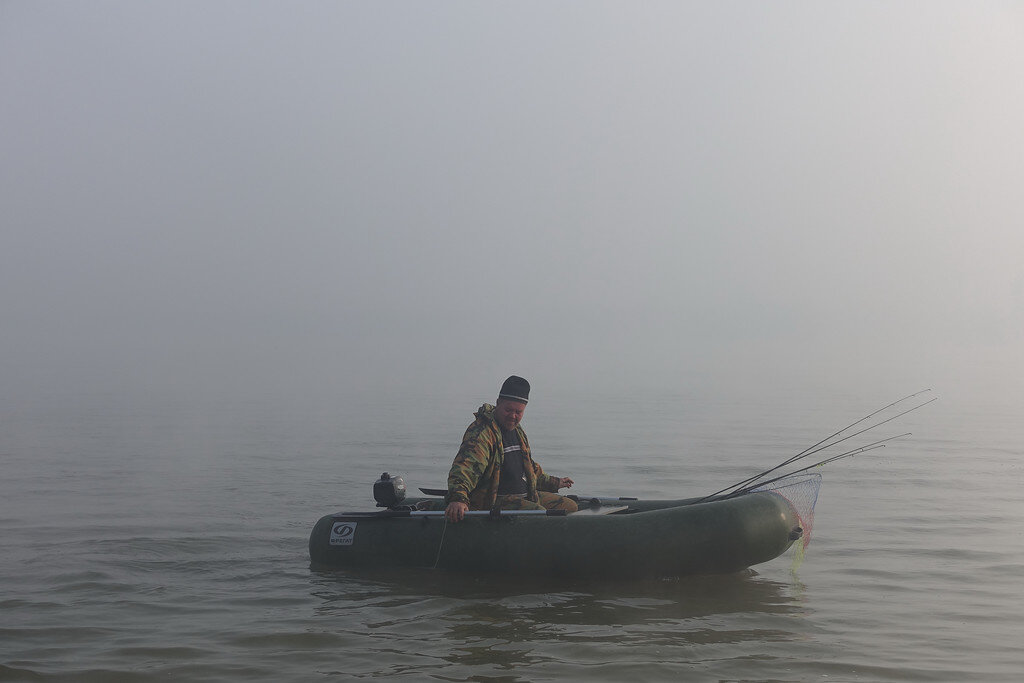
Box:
752;472;822;567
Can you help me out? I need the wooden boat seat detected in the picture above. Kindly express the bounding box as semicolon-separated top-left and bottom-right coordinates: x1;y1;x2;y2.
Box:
569;505;629;515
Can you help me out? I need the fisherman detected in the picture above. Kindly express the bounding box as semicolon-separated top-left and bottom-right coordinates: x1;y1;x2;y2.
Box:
444;376;577;522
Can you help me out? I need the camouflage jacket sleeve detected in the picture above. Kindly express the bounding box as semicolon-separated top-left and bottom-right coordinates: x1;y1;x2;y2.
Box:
446;418;500;505
533;462;559;493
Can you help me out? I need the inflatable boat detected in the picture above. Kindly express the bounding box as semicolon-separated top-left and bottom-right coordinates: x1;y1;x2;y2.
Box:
308;474;818;579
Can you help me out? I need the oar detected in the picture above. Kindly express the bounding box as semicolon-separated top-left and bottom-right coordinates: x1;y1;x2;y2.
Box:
380;508;568;517
419;487;447;496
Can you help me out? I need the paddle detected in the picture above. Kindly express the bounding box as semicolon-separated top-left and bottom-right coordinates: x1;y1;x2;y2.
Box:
380;508;568;517
419;487;448;496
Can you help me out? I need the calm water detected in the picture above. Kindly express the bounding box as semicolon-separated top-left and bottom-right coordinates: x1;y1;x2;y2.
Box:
2;385;1022;681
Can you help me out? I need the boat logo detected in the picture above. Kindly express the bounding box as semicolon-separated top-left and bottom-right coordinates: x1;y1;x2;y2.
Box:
329;522;356;546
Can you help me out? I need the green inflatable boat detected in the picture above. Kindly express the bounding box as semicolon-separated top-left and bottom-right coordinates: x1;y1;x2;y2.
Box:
308;474;819;579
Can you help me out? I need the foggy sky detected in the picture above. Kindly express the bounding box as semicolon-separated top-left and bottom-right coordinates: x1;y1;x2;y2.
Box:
2;2;1022;403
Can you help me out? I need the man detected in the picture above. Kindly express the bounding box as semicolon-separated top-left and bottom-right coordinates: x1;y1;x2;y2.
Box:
445;375;577;522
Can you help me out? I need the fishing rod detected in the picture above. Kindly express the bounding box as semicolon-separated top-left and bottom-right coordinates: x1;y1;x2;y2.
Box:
699;440;889;505
710;389;933;499
695;391;935;503
724;432;912;498
730;396;935;495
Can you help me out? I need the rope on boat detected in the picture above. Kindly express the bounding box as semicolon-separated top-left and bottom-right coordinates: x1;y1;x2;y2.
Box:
432;517;449;570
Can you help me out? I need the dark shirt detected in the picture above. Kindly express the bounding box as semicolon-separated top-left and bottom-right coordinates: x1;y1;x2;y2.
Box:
496;428;528;495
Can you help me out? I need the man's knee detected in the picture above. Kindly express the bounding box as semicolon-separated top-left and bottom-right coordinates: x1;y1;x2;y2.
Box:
538;492;578;513
496;495;544;511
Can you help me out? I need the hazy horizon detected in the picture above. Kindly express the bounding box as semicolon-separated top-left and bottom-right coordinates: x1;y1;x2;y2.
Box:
3;2;1022;405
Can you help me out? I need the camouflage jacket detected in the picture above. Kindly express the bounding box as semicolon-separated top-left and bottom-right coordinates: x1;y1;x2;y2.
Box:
446;403;559;509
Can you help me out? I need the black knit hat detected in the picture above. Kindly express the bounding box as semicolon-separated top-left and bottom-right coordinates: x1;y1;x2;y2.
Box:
498;375;530;404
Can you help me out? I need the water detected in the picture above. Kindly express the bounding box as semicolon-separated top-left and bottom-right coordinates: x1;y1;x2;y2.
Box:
2;385;1022;681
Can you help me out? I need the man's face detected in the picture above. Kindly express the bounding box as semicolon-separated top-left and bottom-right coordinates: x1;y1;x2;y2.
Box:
495;399;527;431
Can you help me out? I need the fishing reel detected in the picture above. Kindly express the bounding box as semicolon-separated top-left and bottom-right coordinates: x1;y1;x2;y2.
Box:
373;472;407;508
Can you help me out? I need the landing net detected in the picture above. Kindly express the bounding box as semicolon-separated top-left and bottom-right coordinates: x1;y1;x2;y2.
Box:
752;472;821;562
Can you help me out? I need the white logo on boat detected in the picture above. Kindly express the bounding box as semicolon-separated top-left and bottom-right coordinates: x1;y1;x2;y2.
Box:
329;522;356;546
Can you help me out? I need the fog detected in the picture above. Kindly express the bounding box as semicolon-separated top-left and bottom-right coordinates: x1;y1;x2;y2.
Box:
2;2;1022;404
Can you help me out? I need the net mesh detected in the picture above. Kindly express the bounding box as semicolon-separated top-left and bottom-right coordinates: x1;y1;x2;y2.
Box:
752;472;822;554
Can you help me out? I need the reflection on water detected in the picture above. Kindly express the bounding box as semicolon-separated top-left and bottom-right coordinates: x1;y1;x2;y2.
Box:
314;565;800;622
307;566;810;679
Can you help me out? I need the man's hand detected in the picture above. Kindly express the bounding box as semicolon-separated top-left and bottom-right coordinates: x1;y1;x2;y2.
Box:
445;501;469;522
555;476;574;490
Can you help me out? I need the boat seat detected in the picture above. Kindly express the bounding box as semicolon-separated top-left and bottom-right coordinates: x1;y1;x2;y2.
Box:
569;505;629;515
